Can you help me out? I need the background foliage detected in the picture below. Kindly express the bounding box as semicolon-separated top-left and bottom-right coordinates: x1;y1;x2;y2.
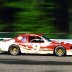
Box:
0;0;70;38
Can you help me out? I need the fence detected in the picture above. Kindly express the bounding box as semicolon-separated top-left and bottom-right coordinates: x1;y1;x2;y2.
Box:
0;32;71;39
0;32;72;43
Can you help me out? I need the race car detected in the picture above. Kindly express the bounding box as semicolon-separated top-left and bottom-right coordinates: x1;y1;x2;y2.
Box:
0;33;72;56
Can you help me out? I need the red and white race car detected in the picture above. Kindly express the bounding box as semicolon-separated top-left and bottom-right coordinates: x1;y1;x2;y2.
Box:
0;33;72;56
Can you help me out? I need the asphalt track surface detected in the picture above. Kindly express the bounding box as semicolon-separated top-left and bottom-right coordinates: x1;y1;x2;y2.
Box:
0;53;72;72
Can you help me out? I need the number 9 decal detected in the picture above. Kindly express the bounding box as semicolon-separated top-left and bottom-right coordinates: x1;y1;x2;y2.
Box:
33;44;40;51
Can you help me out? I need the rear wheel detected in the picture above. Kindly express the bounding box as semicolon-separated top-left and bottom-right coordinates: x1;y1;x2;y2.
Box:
54;46;66;56
8;44;20;55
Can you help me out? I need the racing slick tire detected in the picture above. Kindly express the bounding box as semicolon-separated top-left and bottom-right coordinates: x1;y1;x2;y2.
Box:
54;46;66;56
8;44;21;55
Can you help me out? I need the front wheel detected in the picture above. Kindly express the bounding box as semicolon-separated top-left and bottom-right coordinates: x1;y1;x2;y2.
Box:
54;46;66;56
8;44;20;55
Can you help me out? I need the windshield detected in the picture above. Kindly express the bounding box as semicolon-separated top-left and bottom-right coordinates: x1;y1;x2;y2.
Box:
42;35;52;42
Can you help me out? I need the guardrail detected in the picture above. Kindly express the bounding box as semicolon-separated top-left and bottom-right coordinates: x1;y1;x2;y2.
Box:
0;38;72;44
51;39;72;43
0;32;72;43
0;32;69;39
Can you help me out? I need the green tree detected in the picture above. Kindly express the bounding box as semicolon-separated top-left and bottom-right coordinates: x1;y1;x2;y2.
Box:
0;0;57;33
0;0;68;39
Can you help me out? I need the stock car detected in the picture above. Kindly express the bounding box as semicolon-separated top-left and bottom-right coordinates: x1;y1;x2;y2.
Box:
0;33;72;56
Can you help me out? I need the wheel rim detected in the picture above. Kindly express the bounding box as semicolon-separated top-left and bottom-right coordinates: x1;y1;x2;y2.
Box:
10;47;18;55
12;48;17;52
57;48;64;56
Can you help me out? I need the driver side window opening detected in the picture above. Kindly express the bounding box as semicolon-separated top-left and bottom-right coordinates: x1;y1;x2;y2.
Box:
29;36;44;43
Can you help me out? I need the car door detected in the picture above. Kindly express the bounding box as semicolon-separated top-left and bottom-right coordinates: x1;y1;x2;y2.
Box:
28;36;44;53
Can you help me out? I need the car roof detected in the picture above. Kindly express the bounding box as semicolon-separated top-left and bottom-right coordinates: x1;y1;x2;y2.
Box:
19;33;43;37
